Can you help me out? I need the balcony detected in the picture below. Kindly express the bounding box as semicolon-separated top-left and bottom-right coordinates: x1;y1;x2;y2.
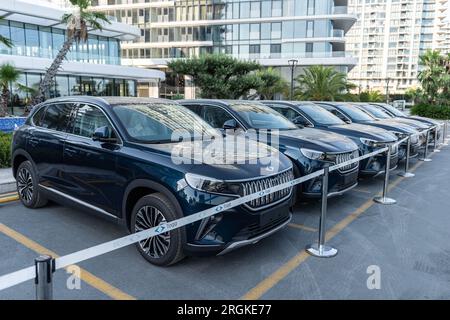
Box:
333;29;345;37
333;6;348;14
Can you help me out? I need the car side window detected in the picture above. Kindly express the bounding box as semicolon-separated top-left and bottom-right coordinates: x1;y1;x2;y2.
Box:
202;106;236;129
39;104;72;131
31;106;46;127
72;104;115;139
184;104;202;117
271;106;299;122
330;109;349;122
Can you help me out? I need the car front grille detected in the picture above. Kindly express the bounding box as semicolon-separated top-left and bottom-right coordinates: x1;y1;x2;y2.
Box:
333;150;359;173
240;169;294;210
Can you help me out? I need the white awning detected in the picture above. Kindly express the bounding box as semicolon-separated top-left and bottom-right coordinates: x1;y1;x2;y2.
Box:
0;54;165;81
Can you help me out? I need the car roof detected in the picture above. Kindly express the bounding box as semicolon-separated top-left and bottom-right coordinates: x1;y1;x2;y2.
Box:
42;96;176;107
260;101;316;107
179;99;269;107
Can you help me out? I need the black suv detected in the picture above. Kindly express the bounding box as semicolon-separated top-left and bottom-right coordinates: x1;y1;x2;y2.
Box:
11;97;295;266
180;100;360;198
262;101;399;176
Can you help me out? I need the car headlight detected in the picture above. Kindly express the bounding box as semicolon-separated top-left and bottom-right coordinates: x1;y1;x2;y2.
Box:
184;173;239;195
390;131;408;140
300;148;325;160
410;135;419;145
360;138;384;148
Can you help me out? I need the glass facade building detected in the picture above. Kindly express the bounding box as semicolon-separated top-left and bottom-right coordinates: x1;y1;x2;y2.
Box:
91;0;357;98
0;0;165;115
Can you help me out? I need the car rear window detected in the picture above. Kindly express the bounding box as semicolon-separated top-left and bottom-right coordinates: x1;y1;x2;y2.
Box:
38;104;73;131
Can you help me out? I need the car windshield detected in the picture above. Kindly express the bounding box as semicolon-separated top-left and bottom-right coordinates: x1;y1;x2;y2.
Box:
297;104;344;125
229;103;298;130
359;105;392;119
113;103;219;143
378;104;405;117
336;104;375;122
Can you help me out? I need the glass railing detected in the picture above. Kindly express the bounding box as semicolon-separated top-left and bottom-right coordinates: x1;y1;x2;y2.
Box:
332;29;345;37
333;6;348;14
231;51;353;60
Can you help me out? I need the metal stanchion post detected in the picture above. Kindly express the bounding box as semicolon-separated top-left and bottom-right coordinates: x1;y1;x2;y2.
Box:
447;121;450;138
35;255;54;300
419;129;432;162
374;145;397;205
443;122;449;146
398;137;415;178
433;125;440;152
306;165;338;258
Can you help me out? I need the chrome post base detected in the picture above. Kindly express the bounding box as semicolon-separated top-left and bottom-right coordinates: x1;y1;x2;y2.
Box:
398;172;415;178
433;149;441;153
418;157;432;162
305;244;338;258
373;196;397;205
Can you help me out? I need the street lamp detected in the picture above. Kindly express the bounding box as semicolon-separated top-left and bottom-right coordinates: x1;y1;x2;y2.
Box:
385;77;391;104
288;59;298;100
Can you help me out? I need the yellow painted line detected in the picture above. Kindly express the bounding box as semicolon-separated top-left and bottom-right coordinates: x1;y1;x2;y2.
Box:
0;223;136;300
0;191;18;198
0;195;19;204
288;223;318;233
242;159;426;300
352;188;372;194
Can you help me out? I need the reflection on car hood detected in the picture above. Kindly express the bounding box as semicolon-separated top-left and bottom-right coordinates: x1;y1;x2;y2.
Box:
387;118;430;130
328;123;397;142
135;136;292;181
276;128;359;153
407;116;441;126
366;120;419;134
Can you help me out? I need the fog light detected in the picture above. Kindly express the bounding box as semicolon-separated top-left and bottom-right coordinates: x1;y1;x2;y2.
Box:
311;180;322;193
368;160;381;172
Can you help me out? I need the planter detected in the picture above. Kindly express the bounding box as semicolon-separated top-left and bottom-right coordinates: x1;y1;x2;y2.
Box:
0;117;27;133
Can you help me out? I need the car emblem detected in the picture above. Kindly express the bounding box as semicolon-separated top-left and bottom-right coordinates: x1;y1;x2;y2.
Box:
265;166;274;172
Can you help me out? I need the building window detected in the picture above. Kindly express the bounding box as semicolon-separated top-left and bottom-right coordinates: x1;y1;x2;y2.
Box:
307;0;315;15
272;0;282;17
306;42;313;57
250;24;260;40
249;44;260;55
271;22;281;39
306;21;314;38
261;1;271;17
270;44;281;56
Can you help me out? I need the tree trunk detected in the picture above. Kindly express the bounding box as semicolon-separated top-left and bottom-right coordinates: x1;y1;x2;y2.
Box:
31;34;75;107
0;86;10;117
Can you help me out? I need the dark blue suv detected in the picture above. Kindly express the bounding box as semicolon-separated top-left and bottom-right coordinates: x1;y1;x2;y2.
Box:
11;97;294;266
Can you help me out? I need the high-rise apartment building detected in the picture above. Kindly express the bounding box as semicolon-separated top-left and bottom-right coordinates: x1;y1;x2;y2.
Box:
347;0;448;95
90;0;357;98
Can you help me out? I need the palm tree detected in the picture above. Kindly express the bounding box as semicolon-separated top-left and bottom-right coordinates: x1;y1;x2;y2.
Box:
418;50;446;103
255;68;289;100
32;0;110;106
0;18;13;48
359;90;384;102
294;65;352;101
0;63;21;117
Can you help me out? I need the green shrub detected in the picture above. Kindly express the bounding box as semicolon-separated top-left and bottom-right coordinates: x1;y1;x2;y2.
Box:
0;132;12;168
410;104;450;120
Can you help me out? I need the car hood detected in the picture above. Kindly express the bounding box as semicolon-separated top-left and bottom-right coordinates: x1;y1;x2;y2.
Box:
388;118;430;130
364;120;419;134
133;137;292;181
327;123;397;142
407;116;441;126
275;128;359;153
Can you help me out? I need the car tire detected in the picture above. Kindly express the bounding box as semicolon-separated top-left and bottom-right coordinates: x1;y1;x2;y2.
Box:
16;161;48;209
131;193;186;266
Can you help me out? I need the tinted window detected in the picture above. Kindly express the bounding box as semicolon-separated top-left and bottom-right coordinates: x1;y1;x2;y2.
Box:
229;103;297;130
184;105;202;117
377;104;404;117
336;104;375;122
329;109;350;122
40;104;72;131
113;103;218;143
72;104;113;138
358;105;391;119
203;106;235;128
31;106;46;127
271;106;300;122
297;104;344;125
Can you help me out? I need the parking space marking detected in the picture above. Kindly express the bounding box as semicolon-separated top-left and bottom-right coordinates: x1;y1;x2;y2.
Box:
0;223;136;300
288;223;318;232
0;194;19;204
242;159;427;300
352;188;372;194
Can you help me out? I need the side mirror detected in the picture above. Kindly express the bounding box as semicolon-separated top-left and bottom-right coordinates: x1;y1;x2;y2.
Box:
344;118;352;124
223;119;238;130
92;126;117;143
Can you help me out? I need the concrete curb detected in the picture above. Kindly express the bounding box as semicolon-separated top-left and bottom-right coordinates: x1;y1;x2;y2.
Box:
0;168;15;194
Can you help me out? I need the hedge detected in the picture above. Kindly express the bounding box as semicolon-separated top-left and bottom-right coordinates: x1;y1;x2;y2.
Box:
410;104;450;120
0;132;12;168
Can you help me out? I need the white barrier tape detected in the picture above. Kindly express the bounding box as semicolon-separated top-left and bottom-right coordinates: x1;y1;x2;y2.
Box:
0;134;414;291
0;266;35;291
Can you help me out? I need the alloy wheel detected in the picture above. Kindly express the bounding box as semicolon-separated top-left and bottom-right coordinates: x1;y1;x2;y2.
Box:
17;167;33;203
135;206;171;258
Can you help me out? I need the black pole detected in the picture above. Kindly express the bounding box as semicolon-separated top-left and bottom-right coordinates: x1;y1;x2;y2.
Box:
290;65;294;101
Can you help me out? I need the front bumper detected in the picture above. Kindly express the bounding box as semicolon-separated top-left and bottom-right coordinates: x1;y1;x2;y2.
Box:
302;167;359;198
360;152;399;175
183;194;293;256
